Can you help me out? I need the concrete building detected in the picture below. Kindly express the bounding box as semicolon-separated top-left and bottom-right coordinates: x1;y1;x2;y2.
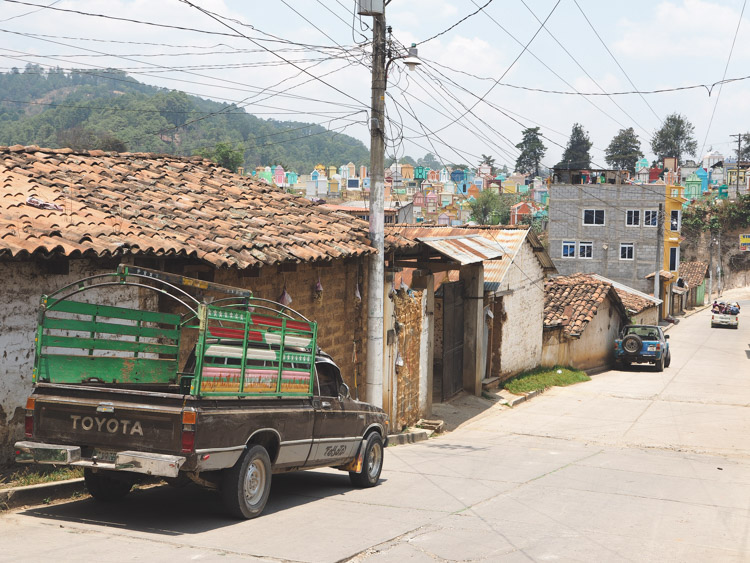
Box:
549;183;670;293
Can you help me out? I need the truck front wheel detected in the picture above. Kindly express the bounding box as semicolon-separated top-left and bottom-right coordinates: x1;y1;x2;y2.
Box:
349;433;384;488
83;468;133;501
221;445;272;519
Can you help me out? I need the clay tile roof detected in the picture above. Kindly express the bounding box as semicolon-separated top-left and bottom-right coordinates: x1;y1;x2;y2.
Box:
0;146;373;268
678;261;708;289
544;273;627;338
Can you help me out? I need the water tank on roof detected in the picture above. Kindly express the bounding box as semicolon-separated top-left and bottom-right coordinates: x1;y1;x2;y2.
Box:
357;0;384;15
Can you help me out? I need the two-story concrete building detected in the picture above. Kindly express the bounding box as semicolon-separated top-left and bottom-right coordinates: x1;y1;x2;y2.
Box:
549;182;676;294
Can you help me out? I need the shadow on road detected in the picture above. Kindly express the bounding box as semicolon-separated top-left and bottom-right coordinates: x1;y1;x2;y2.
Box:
19;469;383;535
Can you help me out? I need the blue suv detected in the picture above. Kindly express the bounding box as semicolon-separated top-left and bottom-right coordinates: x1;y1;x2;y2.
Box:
615;325;671;371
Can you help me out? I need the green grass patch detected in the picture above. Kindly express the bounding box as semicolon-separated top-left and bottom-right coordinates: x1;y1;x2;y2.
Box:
504;366;589;395
0;466;83;489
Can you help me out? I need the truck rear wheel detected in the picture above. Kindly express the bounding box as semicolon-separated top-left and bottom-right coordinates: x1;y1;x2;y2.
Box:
349;433;383;488
221;445;272;519
83;468;133;501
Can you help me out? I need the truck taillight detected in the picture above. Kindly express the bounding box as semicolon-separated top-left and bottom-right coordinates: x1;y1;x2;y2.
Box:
181;409;197;453
24;397;35;438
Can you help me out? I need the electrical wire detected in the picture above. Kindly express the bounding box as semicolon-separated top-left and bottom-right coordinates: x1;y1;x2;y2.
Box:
415;0;494;45
0;0;58;22
571;0;662;124
699;0;747;157
426;0;562;137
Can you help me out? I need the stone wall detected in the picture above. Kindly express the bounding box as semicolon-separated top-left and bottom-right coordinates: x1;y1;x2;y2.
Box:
392;290;423;430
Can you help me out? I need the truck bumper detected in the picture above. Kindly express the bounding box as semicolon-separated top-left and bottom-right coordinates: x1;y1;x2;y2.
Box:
15;441;186;478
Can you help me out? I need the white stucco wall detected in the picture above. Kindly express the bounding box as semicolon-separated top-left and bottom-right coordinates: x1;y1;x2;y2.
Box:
541;297;624;371
0;259;144;464
495;241;546;378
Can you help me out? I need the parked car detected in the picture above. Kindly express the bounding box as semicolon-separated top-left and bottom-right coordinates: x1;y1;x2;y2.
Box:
15;265;388;519
614;325;670;371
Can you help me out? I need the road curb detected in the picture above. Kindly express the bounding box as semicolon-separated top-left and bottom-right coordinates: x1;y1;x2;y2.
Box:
387;429;430;446
0;478;86;511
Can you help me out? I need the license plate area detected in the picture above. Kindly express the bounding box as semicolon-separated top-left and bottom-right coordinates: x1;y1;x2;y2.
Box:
647;346;656;351
92;448;117;463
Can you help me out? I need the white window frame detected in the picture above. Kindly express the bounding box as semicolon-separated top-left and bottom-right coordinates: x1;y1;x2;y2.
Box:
669;247;680;272
644;209;658;227
562;240;576;258
620;242;634;260
582;209;605;226
670;209;681;232
625;210;640;227
579;241;593;259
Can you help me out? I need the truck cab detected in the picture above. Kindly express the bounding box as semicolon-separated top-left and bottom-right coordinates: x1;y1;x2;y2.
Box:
614;324;671;372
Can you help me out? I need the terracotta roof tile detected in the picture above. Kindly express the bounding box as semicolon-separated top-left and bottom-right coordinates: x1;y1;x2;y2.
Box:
0;146;374;267
678;261;708;289
544;273;627;338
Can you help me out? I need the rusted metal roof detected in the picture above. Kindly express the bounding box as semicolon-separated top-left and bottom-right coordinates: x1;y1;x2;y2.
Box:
417;234;506;265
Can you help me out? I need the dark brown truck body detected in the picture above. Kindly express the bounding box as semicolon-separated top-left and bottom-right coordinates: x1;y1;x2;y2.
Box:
18;356;388;477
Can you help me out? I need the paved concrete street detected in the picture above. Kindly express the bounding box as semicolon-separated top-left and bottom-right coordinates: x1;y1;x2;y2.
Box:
2;295;749;562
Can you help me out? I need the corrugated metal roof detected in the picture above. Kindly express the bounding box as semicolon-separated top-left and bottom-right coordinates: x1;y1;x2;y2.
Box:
417;234;506;265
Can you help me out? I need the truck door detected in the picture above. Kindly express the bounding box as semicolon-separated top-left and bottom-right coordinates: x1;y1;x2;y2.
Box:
307;360;361;466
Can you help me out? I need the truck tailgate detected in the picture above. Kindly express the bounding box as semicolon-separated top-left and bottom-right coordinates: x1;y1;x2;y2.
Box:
32;388;184;454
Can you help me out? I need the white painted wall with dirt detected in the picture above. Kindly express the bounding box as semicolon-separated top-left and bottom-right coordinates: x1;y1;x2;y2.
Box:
493;241;546;379
0;259;143;465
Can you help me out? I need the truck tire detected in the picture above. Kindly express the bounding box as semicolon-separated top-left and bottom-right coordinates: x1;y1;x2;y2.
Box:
349;433;384;488
221;445;272;519
83;468;133;502
656;355;665;372
622;334;642;355
664;350;671;368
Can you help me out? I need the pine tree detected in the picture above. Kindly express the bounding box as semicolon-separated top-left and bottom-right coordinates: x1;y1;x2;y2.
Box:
605;127;643;173
650;113;697;163
514;127;546;177
557;123;592;169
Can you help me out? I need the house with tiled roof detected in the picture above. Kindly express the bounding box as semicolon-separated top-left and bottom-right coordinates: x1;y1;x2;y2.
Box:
0;145;375;462
386;225;556;400
590;274;661;325
677;261;708;309
542;273;629;370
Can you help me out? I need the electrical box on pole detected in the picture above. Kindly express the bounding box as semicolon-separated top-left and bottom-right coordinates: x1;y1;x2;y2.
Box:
357;0;384;15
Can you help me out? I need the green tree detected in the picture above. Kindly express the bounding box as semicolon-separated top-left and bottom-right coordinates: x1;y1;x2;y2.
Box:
468;191;515;225
557;123;592;169
479;154;497;175
605;127;643;173
196;142;245;172
399;155;416;166
515;127;547;177
738;133;750;161
417;152;441;169
650;113;697;163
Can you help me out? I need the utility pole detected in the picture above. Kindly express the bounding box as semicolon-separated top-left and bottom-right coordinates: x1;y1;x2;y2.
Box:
730;133;742;198
717;228;723;296
654;203;663;319
365;7;386;408
708;235;714;304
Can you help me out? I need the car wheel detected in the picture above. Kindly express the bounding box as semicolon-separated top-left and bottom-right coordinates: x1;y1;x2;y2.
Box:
221;445;272;519
656;355;665;372
349;433;384;488
84;468;133;501
664;350;671;368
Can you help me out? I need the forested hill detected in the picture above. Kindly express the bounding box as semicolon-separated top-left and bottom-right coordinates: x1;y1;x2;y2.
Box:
0;65;369;173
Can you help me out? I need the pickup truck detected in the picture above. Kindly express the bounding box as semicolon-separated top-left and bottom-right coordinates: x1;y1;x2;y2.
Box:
614;324;671;372
15;266;388;519
711;302;739;329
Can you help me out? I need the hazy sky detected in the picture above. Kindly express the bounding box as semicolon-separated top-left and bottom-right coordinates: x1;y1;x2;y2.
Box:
1;0;748;170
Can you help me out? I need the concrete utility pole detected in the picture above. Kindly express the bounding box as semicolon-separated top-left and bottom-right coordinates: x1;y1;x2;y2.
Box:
731;133;742;198
365;8;386;408
654;203;663;318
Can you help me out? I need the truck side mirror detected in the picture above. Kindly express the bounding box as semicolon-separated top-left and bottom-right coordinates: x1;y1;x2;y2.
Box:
339;382;350;399
665;334;669;339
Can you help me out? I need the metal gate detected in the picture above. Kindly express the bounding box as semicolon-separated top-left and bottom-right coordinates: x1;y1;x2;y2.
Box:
442;281;464;400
